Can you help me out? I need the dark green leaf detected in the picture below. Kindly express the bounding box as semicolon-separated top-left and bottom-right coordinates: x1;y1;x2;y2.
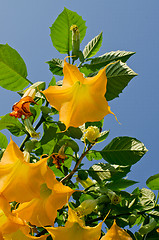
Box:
78;170;88;180
106;179;138;190
50;8;87;54
0;132;8;149
100;136;148;166
146;174;159;190
139;188;156;211
82;50;135;71
96;130;109;143
0;114;25;136
0;44;29;91
81;60;137;101
47;59;64;76
106;61;138;100
88;163;131;182
83;32;103;59
58;139;79;153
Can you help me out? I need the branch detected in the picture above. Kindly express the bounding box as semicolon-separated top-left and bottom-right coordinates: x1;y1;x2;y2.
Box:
60;143;94;183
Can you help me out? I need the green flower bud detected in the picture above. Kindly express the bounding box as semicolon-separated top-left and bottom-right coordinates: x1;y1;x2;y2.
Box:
76;199;98;217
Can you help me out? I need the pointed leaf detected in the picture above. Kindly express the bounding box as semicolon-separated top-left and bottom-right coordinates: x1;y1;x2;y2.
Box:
88;163;131;182
83;50;135;70
106;61;138;100
50;8;87;54
83;32;103;59
47;58;64;76
146;173;159;190
0;114;25;136
100;136;148;166
0;44;29;91
81;60;137;101
106;179;138;190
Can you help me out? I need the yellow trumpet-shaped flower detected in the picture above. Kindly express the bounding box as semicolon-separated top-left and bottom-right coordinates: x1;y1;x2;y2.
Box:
101;220;133;240
0;139;48;203
0;194;28;237
4;229;47;240
46;206;103;240
13;168;74;227
42;59;116;130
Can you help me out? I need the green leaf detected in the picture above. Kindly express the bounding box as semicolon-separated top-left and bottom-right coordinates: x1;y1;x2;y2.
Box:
83;32;103;59
0;44;29;91
81;60;137;101
88;163;131;182
86;150;102;161
139;188;156;211
47;59;64;76
0;132;8;149
50;8;87;54
82;50;135;71
58;139;79;153
100;136;148;166
106;179;138;190
146;174;159;190
0;114;25;136
96;130;109;143
106;61;138;101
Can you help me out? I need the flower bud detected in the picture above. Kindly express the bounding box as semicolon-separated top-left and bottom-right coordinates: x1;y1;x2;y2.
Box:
83;126;100;144
23;150;30;163
76;199;98;217
24;118;40;139
70;25;80;60
107;190;121;205
23;87;36;98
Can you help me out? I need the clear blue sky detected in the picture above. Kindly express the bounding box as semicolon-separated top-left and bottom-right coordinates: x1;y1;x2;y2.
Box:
0;0;159;190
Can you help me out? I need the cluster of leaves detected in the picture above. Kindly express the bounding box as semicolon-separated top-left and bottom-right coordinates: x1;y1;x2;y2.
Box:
0;7;159;240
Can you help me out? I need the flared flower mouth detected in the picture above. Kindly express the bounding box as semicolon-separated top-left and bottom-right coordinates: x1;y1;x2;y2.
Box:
10;96;37;119
42;59;117;131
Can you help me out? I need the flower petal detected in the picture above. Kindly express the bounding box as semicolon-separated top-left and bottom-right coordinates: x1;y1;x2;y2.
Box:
42;60;116;130
101;220;133;240
46;207;102;240
0;140;48;202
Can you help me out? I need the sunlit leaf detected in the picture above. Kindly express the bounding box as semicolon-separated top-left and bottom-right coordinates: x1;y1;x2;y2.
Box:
47;58;64;76
146;173;159;190
0;114;25;136
83;32;103;59
0;132;8;149
100;136;148;166
50;8;87;54
0;44;29;91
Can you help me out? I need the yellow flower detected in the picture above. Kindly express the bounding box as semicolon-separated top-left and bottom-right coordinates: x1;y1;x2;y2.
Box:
42;59;116;130
4;229;47;240
0;194;29;237
83;126;101;143
13;168;74;227
46;207;103;240
0;139;49;203
101;220;133;240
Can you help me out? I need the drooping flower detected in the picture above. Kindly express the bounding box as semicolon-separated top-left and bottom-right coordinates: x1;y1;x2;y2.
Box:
51;145;67;169
9;96;36;119
42;59;117;130
46;206;103;240
13;168;74;227
101;220;133;240
0;139;49;203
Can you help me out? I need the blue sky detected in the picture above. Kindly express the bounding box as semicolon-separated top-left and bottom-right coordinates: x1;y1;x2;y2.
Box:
0;0;159;191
